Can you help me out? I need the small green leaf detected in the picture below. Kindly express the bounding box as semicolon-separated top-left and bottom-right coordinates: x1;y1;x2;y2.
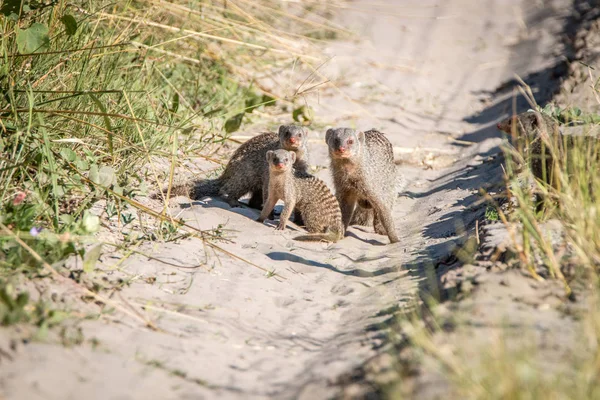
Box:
47;310;69;325
75;158;89;171
83;244;102;273
292;105;313;123
245;93;262;113
261;94;276;107
15;292;29;308
34;320;49;341
170;92;179;114
82;212;100;233
59;214;74;225
98;166;116;187
60;147;77;162
60;14;78;36
224;113;244;133
16;23;50;54
204;107;223;117
55;185;65;197
89;164;99;184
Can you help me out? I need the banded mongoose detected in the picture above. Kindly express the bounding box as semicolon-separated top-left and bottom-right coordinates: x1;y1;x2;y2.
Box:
497;111;562;187
257;149;344;242
326;128;399;244
155;125;309;208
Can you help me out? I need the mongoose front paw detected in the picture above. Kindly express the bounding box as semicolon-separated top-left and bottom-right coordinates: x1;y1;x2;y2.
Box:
256;217;265;223
275;223;286;231
389;236;400;244
225;198;242;208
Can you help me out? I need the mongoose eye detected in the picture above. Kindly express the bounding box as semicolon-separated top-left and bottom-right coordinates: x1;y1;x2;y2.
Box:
347;139;354;145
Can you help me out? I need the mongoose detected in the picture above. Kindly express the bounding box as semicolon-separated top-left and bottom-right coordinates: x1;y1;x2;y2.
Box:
155;125;309;208
257;149;344;242
497;111;562;187
498;111;600;190
326;128;399;244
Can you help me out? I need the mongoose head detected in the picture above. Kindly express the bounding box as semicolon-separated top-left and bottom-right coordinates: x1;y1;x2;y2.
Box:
266;149;296;173
278;125;307;151
497;112;554;136
325;128;365;160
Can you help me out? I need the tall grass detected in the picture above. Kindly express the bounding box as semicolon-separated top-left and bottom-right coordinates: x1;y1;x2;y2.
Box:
0;0;343;274
499;80;600;287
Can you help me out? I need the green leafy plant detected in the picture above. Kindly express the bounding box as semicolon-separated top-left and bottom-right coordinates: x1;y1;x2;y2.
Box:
485;206;499;222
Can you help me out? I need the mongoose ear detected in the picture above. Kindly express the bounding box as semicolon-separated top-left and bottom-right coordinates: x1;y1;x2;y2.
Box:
357;131;366;143
278;125;286;137
325;128;335;146
266;150;274;161
290;151;297;164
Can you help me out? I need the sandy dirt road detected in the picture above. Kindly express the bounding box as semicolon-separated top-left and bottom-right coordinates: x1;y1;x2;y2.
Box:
0;1;575;399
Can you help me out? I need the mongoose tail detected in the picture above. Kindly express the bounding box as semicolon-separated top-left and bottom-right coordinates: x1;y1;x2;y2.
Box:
151;178;221;200
293;230;343;243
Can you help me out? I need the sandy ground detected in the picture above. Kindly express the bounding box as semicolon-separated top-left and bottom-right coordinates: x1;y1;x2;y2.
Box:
0;1;585;399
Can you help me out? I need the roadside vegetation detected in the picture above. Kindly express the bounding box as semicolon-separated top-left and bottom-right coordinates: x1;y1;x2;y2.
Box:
385;78;600;399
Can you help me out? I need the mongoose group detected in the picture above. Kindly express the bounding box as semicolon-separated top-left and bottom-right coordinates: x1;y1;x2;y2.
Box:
161;124;399;244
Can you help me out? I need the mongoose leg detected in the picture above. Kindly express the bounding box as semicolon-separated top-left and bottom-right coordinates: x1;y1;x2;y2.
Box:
294;210;304;226
261;175;276;220
373;211;385;235
248;190;263;209
339;192;358;231
372;199;399;243
257;195;278;223
277;199;296;230
351;206;373;226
